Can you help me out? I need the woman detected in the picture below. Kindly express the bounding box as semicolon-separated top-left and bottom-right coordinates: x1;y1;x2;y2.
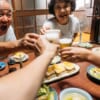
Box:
40;0;80;39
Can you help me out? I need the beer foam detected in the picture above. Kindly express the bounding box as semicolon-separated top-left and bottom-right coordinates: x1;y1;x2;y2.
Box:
59;38;72;44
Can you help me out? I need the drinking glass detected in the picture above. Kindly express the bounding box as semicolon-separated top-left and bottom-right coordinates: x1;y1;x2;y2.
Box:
45;29;61;43
78;15;88;44
59;38;72;49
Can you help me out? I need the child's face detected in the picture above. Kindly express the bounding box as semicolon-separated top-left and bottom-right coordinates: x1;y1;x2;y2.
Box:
54;2;71;25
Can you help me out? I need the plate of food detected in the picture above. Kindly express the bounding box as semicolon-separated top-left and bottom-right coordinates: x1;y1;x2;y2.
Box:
9;52;29;63
87;65;100;82
36;84;58;100
60;87;93;100
44;61;80;84
78;42;93;48
0;62;6;71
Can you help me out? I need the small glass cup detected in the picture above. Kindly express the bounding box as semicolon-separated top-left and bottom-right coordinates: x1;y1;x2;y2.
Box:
45;29;61;43
59;38;72;49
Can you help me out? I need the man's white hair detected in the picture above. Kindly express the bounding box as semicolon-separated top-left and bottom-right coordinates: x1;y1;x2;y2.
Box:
0;0;13;10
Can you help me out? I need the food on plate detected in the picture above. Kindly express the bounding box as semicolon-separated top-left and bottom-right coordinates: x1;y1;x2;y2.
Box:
63;62;75;71
63;93;87;100
10;52;28;62
46;65;55;76
13;52;26;60
54;63;66;76
46;65;56;79
36;84;55;100
45;62;76;79
90;67;100;79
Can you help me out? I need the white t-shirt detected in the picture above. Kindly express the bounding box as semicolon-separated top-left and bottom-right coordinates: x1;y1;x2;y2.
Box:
43;15;80;38
0;26;16;42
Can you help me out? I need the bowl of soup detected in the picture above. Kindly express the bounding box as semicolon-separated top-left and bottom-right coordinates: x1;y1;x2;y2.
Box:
60;88;93;100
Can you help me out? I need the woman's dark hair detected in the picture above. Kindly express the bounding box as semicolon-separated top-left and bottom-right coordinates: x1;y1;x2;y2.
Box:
48;0;76;15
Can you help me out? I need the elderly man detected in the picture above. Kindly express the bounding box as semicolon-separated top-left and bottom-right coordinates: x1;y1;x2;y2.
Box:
0;0;38;54
0;0;16;41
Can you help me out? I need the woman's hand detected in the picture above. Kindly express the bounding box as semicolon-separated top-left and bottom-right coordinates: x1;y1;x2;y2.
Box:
40;26;50;35
60;47;91;62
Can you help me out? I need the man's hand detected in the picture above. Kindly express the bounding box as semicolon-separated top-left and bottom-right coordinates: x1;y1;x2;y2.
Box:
36;36;59;57
19;33;39;47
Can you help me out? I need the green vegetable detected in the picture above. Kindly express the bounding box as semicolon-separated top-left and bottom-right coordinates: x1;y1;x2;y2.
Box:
37;84;56;100
47;91;55;100
37;84;50;97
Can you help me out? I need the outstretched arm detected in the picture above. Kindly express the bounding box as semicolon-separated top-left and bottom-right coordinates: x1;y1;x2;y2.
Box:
0;36;58;100
0;33;39;55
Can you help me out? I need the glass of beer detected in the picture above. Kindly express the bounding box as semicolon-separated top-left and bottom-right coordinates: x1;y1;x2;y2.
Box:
45;29;61;43
59;38;72;49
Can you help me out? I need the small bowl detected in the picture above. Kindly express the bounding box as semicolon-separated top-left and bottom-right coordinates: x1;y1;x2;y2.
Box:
0;62;6;71
87;65;100;84
60;87;93;100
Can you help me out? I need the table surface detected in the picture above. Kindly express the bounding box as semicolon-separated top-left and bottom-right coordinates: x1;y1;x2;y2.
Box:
0;49;100;100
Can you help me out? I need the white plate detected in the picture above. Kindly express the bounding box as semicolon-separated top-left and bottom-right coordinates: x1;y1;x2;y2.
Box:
43;64;80;84
60;88;93;100
10;54;29;63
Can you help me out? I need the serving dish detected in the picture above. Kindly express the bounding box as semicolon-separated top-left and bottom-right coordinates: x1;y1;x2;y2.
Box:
44;62;80;84
60;87;93;100
87;65;100;83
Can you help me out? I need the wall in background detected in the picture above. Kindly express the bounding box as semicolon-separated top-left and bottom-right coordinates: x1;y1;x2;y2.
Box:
9;0;93;38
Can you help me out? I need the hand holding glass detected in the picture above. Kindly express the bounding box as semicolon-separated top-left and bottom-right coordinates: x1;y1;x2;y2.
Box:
45;29;61;43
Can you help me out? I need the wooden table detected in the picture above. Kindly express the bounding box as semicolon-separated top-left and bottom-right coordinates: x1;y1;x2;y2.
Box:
0;50;100;100
50;62;100;100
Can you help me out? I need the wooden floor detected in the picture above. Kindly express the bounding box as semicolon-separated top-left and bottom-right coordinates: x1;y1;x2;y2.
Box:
74;32;90;42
